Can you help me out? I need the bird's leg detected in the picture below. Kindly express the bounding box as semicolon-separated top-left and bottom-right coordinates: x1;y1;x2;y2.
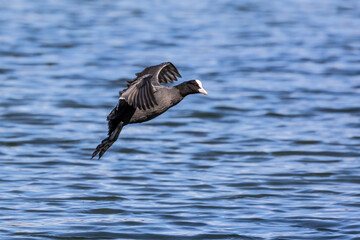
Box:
91;121;124;159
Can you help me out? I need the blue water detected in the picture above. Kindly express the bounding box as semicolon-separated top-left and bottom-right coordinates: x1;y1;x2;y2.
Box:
1;0;360;239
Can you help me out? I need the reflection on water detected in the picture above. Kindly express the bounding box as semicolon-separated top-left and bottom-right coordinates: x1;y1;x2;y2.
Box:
1;0;360;239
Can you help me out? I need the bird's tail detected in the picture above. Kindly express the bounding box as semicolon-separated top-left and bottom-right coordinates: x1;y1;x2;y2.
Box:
91;121;124;159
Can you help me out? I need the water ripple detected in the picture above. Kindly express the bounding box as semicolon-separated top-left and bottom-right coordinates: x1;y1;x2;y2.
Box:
1;0;360;239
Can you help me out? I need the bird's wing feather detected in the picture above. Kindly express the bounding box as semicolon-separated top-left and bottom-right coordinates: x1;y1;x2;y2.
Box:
120;62;182;110
120;74;158;110
135;62;182;85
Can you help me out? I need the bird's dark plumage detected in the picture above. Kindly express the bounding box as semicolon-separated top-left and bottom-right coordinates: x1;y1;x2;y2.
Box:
92;62;208;159
122;62;181;110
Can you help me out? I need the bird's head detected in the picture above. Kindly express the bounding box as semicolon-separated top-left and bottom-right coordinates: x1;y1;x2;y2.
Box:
184;80;208;96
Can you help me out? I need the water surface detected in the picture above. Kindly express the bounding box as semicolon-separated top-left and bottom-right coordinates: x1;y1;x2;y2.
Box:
1;0;360;239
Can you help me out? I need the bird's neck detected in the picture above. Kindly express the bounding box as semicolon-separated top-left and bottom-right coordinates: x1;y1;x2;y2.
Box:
175;82;193;97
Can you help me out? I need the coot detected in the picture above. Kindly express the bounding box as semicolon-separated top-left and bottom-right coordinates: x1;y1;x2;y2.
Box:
92;62;208;159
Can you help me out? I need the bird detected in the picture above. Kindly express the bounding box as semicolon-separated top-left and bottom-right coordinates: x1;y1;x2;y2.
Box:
91;62;208;159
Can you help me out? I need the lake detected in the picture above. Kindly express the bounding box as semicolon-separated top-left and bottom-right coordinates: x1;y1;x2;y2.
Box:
1;0;360;239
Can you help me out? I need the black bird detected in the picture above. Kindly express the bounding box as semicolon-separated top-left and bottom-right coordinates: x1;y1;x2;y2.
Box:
92;62;208;159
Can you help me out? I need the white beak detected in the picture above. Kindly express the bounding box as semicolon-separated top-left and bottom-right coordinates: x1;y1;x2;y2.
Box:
195;80;208;95
199;88;208;95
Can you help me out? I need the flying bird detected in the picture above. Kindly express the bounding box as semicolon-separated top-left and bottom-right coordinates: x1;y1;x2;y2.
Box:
92;62;208;159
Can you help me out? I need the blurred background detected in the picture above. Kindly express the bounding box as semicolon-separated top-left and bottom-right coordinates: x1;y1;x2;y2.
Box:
1;0;360;239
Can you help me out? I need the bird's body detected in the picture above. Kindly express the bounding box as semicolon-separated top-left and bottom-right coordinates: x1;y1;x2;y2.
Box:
92;62;208;159
128;86;182;123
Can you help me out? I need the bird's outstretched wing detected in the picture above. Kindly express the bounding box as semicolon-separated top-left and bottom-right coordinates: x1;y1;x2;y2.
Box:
121;62;182;110
121;74;157;110
135;62;182;84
